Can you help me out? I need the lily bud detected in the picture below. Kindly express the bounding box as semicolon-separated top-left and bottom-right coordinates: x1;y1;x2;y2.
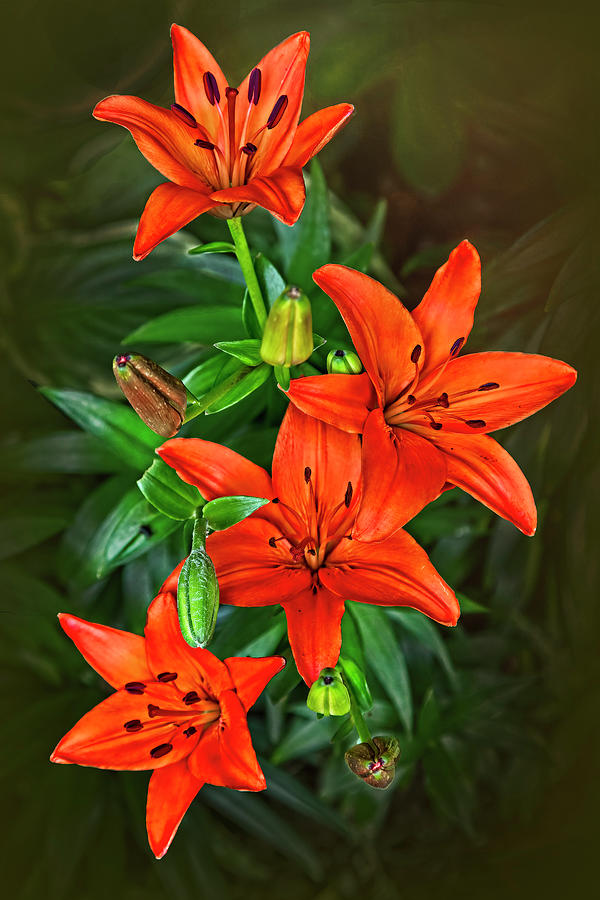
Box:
177;547;220;648
327;349;363;375
113;353;187;438
260;286;313;367
345;736;400;789
306;667;350;716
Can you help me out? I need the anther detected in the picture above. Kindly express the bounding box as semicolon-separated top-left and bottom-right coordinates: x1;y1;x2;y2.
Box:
450;337;465;356
150;743;173;759
407;395;416;405
437;392;449;408
171;103;197;128
478;382;500;391
411;345;422;363
124;719;143;732
344;482;353;508
125;682;146;694
248;67;262;105
304;466;312;483
157;672;177;683
307;548;316;556
241;142;257;155
267;95;288;129
466;419;486;428
183;726;197;738
183;691;202;705
268;537;277;548
430;422;443;430
203;71;220;105
271;497;280;504
194;139;215;149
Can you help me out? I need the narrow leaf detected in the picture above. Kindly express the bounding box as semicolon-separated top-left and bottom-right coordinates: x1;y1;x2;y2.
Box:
137;458;203;520
202;495;269;530
188;241;236;255
214;339;263;366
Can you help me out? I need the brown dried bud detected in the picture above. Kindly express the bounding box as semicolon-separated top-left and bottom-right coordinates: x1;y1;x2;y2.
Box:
113;353;187;438
344;736;400;789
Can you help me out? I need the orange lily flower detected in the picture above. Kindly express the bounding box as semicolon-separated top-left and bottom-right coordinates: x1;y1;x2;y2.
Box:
51;590;284;859
93;24;353;260
159;405;458;686
286;242;577;541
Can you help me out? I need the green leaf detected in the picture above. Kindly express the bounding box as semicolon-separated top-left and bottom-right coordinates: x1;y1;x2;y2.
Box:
211;607;285;659
260;761;350;836
457;592;489;614
271;713;340;764
202;495;269;530
39;388;158;469
121;305;245;345
388;608;458;687
137;458;203;520
0;513;68;560
214;338;262;366
349;603;413;732
312;332;327;350
188;241;236;255
0;431;126;474
241;288;262;339
339;655;373;712
287;160;331;291
206;363;271;413
255;253;286;306
273;365;291;390
342;242;374;272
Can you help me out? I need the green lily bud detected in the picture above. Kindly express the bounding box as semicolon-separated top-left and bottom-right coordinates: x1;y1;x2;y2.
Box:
177;544;220;649
306;667;351;716
326;349;363;375
113;353;188;438
260;286;313;367
345;736;400;789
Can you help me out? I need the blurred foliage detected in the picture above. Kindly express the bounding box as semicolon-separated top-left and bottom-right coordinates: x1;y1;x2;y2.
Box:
1;1;599;899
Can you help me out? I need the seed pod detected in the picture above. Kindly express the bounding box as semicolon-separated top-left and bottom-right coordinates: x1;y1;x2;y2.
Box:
177;547;220;648
260;286;313;367
306;667;350;716
345;736;400;789
326;349;363;374
113;353;187;438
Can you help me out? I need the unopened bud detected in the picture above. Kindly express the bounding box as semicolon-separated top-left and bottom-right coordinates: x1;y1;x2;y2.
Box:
306;667;350;716
327;349;363;375
177;545;220;648
260;286;313;367
345;736;400;789
113;353;187;438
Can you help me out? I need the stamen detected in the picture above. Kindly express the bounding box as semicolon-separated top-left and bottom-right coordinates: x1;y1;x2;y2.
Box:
184;726;197;737
241;142;257;155
150;743;173;759
407;395;416;405
450;337;465;356
344;482;353;508
124;720;143;732
183;691;202;705
203;71;220;105
437;392;449;408
478;382;500;391
248;68;262;105
307;548;316;556
465;419;486;428
430;422;443;430
272;497;280;503
267;95;288;129
171;103;197;128
125;682;145;694
268;537;277;548
411;345;422;363
194;139;215;150
304;466;312;483
157;672;177;683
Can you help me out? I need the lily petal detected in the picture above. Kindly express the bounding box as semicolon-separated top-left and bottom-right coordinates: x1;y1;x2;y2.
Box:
286;371;375;433
423;428;537;535
58;613;152;689
50;686;198;770
313;264;424;406
354;409;447;541
171;24;228;142
323;531;459;626
412;241;481;376
282;589;346;685
158;437;273;501
145;592;234;696
133;183;217;261
210;166;306;225
284;103;354;168
224;656;286;711
414;351;577;434
146;759;204;859
93;95;213;191
188;691;265;790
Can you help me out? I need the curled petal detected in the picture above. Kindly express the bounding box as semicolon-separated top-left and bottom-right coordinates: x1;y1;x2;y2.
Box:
210;167;306;225
171;24;228;141
133;183;216;261
146;759;204;859
286;372;375;433
284;103;354;168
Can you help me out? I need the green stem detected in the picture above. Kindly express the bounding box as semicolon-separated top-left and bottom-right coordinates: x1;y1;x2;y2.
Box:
342;672;374;746
191;512;207;551
183;366;252;422
227;217;268;331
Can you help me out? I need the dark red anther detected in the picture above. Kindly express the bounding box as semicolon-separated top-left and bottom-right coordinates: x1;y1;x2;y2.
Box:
241;142;257;155
307;548;316;556
194;138;215;149
124;719;143;732
184;726;197;738
203;71;220;105
150;743;173;759
115;354;131;368
248;67;262;105
411;345;422;363
268;537;277;548
147;704;160;718
407;395;416;405
125;682;145;694
157;672;177;683
171;103;197;128
304;466;312;483
267;95;288;129
450;337;465;356
430;422;443;430
478;382;500;391
437;392;449;408
271;497;280;504
344;482;353;508
183;691;201;705
466;419;486;428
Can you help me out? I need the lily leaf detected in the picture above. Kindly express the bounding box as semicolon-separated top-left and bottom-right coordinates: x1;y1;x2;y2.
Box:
202;495;269;530
205;363;271;414
188;241;236;255
137;458;203;520
255;253;286;306
214;339;262;366
286;159;331;291
273;365;291;390
121;305;245;345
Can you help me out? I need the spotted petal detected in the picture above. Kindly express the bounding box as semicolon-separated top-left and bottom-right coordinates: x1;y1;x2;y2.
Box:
210;167;306;225
225;656;286;711
58;613;152;689
146;759;204;859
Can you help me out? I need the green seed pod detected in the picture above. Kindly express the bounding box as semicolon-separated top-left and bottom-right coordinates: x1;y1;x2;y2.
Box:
326;349;363;374
113;353;188;438
345;736;400;789
260;286;313;367
177;547;220;648
306;667;351;716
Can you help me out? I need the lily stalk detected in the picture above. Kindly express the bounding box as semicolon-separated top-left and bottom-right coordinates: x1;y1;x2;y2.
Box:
227;216;268;331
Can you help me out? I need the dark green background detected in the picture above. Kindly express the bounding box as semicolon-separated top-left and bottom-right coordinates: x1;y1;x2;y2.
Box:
1;1;599;898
